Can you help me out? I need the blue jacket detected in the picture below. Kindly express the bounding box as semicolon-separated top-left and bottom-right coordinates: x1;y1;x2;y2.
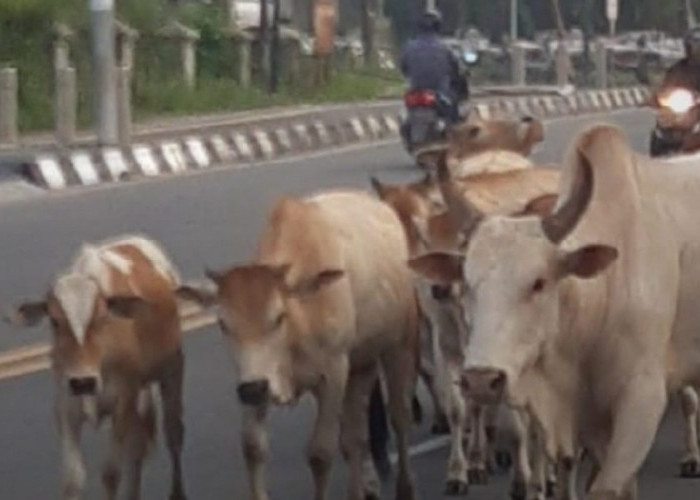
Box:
401;34;459;97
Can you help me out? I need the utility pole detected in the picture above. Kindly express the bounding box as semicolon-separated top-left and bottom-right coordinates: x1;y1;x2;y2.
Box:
89;0;118;146
260;0;271;89
270;0;281;92
511;0;518;41
425;0;436;11
361;0;376;67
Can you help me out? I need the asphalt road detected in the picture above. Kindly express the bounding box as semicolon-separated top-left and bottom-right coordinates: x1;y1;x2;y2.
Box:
0;108;697;499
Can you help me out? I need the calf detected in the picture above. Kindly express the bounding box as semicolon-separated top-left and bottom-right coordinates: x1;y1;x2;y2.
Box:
7;236;186;500
178;191;419;500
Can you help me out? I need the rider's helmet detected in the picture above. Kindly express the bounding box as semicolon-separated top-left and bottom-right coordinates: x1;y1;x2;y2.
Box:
418;8;443;35
684;27;700;63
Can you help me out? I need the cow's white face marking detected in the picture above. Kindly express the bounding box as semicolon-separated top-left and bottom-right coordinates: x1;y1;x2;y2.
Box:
462;217;560;390
54;274;100;345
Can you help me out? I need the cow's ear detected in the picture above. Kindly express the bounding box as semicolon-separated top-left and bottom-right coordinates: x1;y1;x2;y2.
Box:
559;245;618;279
106;296;148;319
287;269;345;297
370;176;388;199
176;281;219;308
5;301;48;328
408;253;464;284
515;193;558;217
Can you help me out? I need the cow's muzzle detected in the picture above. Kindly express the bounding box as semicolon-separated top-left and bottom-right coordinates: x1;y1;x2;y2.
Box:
461;367;507;403
68;376;98;396
237;380;270;406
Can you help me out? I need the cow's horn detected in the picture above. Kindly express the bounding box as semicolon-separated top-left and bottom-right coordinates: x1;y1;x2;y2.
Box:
541;150;594;244
436;150;483;237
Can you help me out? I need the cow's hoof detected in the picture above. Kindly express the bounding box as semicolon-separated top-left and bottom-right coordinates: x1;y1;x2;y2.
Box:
431;413;450;435
680;458;700;478
468;467;489;485
444;479;469;496
495;451;513;471
169;493;187;500
510;481;526;500
364;490;381;500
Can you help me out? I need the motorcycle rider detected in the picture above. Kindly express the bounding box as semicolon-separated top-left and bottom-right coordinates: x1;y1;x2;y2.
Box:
657;27;700;96
400;9;467;124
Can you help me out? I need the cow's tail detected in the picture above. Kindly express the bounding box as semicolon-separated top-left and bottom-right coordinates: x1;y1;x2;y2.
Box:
368;380;392;480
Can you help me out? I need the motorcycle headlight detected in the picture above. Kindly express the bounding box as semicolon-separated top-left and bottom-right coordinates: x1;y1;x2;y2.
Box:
660;89;696;114
463;51;479;65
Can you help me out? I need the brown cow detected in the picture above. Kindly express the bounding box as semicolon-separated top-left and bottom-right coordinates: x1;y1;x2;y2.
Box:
447;115;545;161
7;236;186;500
417;115;545;174
178;191;419;500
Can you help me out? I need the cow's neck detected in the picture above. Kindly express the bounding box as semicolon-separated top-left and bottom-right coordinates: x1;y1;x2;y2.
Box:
515;279;598;460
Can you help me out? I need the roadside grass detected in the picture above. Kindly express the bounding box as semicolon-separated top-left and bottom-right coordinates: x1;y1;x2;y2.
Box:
128;70;402;124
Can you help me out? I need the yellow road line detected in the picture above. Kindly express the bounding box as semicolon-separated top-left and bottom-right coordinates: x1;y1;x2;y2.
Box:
0;305;217;383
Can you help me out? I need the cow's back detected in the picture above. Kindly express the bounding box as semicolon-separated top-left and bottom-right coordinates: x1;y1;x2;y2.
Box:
258;191;416;361
314;191;417;355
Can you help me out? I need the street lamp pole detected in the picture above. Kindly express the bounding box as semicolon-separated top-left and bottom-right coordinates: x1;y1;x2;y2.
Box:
89;0;118;146
511;0;518;41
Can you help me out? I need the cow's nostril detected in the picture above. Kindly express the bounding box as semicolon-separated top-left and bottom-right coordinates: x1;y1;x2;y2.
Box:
490;372;507;391
237;380;270;406
69;377;98;396
522;116;535;123
431;284;451;301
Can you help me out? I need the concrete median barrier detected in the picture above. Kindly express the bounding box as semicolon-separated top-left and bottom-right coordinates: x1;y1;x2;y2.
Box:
20;86;650;191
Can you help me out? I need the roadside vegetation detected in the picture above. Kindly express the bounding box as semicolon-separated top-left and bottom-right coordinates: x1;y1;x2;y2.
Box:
0;0;401;133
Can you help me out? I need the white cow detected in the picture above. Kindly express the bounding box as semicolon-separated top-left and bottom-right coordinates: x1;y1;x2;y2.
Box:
372;152;559;498
409;124;700;499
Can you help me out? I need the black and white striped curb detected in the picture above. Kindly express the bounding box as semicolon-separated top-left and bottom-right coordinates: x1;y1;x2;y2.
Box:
25;86;651;191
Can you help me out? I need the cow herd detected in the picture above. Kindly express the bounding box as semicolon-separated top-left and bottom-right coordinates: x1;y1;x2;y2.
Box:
6;114;700;500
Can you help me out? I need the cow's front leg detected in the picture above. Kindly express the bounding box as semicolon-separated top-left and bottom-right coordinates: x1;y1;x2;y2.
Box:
308;357;349;500
242;404;270;500
56;396;86;500
553;454;580;500
443;360;469;495
466;401;490;485
588;375;666;499
508;409;532;500
340;365;381;500
679;386;700;478
122;389;157;500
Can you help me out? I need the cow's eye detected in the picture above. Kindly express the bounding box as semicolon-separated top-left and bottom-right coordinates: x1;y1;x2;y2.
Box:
49;317;59;329
217;318;229;335
272;312;287;330
531;278;547;294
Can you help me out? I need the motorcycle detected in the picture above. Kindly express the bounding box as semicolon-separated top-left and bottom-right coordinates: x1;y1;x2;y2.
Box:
649;87;700;157
400;44;479;168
